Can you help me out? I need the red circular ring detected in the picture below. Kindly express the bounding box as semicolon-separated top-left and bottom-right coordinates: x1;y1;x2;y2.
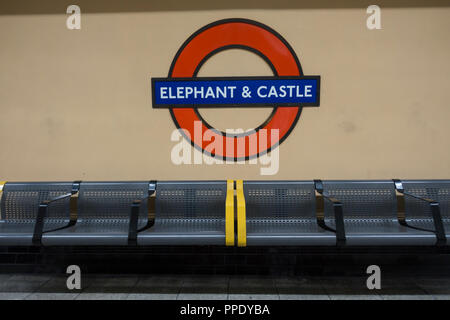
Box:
169;18;303;161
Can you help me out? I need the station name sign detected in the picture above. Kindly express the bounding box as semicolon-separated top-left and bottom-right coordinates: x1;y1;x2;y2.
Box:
152;76;320;108
151;18;321;161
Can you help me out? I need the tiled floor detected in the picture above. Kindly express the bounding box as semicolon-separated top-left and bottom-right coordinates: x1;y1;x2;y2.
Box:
0;273;449;300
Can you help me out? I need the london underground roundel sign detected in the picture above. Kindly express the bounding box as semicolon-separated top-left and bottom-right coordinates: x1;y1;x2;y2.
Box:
152;18;320;161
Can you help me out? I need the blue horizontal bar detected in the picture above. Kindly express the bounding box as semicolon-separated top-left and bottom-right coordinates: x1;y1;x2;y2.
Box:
152;77;320;108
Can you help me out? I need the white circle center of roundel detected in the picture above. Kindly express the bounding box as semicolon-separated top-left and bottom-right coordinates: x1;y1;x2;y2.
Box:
196;49;275;133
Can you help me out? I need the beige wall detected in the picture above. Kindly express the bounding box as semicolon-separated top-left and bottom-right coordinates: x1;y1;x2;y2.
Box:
0;1;449;181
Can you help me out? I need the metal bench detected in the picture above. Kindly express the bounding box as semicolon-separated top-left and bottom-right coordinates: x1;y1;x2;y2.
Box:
315;180;437;246
137;181;230;246
241;180;336;246
0;179;448;247
42;181;151;246
0;181;76;246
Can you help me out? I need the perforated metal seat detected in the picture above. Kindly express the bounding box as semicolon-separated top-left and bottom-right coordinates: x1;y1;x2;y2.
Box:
322;180;437;246
0;182;73;245
402;180;450;245
138;181;227;245
43;182;149;246
243;181;335;246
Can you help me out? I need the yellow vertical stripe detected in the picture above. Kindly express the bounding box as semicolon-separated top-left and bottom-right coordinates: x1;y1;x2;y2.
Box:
225;179;235;246
0;181;6;192
236;180;247;247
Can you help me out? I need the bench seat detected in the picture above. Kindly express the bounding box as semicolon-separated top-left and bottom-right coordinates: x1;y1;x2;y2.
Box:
322;180;438;246
326;218;436;246
42;220;135;246
243;181;336;246
0;182;73;245
138;181;228;245
246;220;336;246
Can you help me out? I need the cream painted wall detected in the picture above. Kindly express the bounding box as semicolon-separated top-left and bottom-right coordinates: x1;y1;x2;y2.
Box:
0;3;449;181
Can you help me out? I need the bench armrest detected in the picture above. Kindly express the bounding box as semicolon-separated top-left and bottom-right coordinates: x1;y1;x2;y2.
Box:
32;193;73;246
393;179;446;246
128;181;156;246
32;181;81;246
314;180;346;246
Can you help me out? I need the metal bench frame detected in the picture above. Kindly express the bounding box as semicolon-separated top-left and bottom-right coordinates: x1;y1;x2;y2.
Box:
0;179;449;247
